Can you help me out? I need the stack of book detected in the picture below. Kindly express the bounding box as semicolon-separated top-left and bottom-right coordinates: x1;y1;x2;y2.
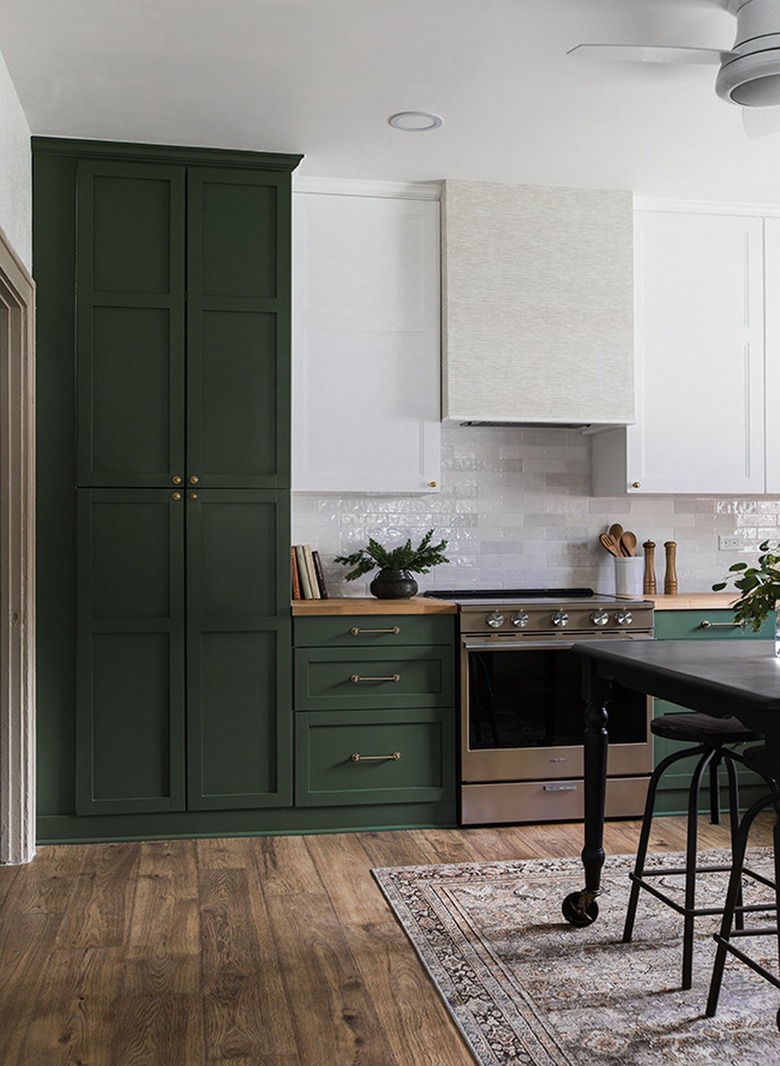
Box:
291;544;328;599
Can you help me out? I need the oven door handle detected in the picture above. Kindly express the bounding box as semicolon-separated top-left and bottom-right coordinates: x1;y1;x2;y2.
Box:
462;634;654;652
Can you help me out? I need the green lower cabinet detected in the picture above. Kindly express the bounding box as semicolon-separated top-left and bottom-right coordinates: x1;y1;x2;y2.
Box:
652;609;774;816
293;615;457;826
77;488;291;817
295;708;455;807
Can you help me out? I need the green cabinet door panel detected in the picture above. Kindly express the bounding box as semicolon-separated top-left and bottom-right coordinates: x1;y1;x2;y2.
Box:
294;646;456;712
75;161;186;487
295;709;456;807
294;615;455;648
186;168;291;488
652;608;773;814
186;490;292;809
76;490;186;815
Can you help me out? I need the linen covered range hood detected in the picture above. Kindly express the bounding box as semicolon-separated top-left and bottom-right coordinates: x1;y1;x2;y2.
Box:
440;180;635;428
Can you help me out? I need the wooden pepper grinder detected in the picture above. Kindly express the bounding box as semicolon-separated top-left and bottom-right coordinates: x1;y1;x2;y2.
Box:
642;541;657;595
664;541;678;595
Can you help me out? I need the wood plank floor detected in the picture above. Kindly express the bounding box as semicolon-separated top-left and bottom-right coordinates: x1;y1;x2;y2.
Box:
0;816;773;1065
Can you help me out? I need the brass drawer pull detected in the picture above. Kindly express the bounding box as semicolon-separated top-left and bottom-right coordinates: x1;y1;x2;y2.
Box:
350;626;400;635
349;673;400;683
699;620;745;630
350;751;401;762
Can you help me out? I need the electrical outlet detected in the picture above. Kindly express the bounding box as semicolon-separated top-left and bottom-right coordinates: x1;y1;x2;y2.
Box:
719;536;746;551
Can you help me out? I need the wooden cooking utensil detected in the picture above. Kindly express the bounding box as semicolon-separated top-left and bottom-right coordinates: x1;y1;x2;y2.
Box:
608;523;624;542
599;531;621;557
620;531;637;557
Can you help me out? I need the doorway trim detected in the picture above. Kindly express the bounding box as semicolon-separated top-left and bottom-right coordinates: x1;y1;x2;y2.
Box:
0;224;35;864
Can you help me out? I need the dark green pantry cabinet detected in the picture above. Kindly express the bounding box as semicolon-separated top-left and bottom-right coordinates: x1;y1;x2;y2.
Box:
75;160;289;488
34;139;301;840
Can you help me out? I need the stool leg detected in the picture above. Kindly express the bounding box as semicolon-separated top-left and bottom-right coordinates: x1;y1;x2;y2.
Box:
709;751;722;826
723;754;745;932
681;750;714;990
706;792;775;1017
623;745;708;945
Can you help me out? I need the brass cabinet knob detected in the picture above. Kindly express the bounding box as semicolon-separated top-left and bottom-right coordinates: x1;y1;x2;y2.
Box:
428;481;438;488
171;475;183;485
631;482;641;489
188;475;200;485
171;491;182;501
189;492;199;501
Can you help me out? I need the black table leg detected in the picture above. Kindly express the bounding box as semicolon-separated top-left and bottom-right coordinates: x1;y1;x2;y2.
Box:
562;664;610;926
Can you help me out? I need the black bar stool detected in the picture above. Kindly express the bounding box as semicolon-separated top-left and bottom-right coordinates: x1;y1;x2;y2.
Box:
706;744;780;1026
623;711;770;990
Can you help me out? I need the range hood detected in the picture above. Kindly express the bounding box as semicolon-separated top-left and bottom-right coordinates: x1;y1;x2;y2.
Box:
441;180;635;428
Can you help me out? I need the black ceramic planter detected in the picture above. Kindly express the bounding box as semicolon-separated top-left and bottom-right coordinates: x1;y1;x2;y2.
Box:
369;568;419;599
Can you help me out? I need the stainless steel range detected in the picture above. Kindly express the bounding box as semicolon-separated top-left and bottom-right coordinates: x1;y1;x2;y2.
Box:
424;588;655;826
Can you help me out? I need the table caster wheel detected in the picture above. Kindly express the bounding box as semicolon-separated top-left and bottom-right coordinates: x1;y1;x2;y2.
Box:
562;891;599;927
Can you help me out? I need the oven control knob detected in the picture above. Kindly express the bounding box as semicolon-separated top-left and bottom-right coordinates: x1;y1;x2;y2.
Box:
590;609;610;627
485;611;505;629
510;611;530;628
551;610;569;628
615;609;634;627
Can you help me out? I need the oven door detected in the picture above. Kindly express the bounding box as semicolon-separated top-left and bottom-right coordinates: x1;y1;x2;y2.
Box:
460;635;653;783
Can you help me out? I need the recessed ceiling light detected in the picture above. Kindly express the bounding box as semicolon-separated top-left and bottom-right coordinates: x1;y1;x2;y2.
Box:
388;111;443;132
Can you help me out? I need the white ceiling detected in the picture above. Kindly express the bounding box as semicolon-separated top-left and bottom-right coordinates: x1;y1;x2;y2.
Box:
4;0;780;202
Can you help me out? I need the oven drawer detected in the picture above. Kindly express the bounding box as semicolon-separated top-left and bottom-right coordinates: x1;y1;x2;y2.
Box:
295;709;456;806
294;646;455;710
460;776;650;826
294;616;454;648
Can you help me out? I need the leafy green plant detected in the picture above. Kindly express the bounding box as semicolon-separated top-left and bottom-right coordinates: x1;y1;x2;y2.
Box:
712;540;780;632
334;529;450;582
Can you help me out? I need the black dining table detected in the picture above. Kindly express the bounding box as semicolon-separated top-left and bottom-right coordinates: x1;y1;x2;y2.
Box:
567;638;780;1011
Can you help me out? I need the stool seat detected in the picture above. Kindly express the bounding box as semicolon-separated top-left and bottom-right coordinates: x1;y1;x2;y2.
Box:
651;712;762;745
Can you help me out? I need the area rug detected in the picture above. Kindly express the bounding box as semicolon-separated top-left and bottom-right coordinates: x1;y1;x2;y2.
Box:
372;849;780;1065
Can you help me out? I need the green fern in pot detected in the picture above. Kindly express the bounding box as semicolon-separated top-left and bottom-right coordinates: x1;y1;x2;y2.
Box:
335;529;450;599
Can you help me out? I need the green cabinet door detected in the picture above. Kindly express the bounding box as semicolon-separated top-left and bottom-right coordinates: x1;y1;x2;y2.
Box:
652;609;773;815
76;489;186;814
75;161;186;487
186;168;291;488
186;490;292;809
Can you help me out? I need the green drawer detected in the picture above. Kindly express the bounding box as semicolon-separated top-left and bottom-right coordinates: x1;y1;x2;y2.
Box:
295;708;456;806
294;646;455;711
294;614;454;648
655;609;775;641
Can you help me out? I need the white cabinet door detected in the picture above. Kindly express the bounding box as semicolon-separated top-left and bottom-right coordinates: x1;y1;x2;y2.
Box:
763;217;780;495
292;189;440;493
593;208;765;495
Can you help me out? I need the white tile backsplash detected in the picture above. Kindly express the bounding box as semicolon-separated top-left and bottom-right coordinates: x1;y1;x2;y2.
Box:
292;425;776;598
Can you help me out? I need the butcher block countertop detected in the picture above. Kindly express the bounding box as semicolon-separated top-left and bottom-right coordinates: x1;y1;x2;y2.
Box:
634;593;738;611
291;596;457;616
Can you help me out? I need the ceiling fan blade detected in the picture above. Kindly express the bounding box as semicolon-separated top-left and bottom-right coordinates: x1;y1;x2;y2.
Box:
567;43;736;65
742;105;780;139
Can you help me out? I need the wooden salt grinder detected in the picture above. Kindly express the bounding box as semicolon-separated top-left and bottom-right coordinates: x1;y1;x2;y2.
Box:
642;541;657;595
664;541;678;595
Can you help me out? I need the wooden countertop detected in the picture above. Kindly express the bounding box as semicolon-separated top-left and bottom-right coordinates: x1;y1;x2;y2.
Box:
636;593;738;611
294;593;738;615
291;596;457;616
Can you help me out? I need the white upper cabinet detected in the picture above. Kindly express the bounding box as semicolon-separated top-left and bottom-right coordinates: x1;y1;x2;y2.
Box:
292;182;441;493
441;180;635;426
592;205;767;495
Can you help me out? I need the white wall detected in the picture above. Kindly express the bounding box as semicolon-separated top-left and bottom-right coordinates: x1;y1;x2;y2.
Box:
293;426;779;598
0;47;31;271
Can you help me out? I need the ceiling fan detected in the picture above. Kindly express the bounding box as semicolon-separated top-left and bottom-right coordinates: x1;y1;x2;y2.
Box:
568;0;780;137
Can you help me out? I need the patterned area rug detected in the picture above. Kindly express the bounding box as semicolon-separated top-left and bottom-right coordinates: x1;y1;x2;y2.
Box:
372;850;780;1065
